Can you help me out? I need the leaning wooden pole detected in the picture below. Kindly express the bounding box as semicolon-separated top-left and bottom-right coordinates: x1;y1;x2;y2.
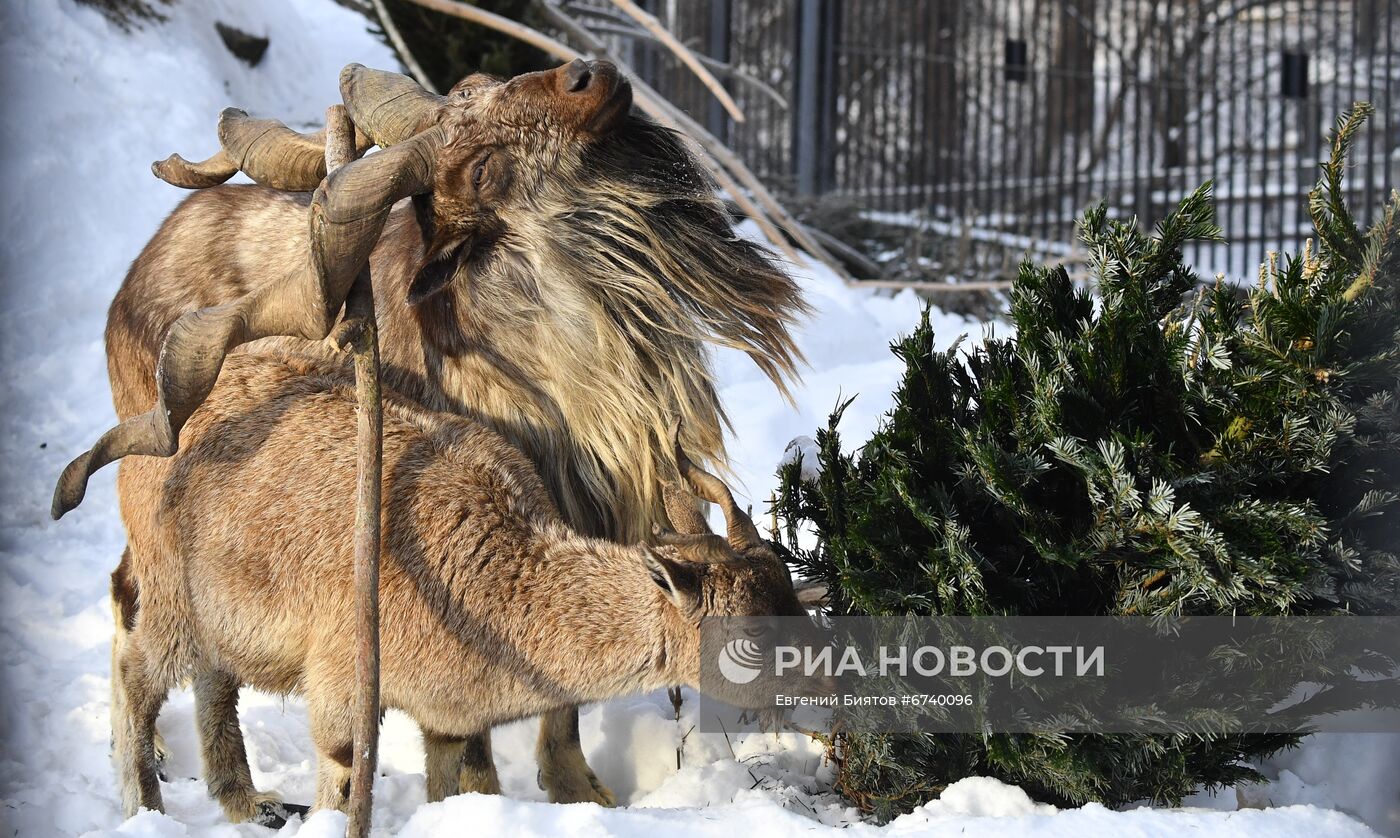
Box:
324;104;383;838
344;280;381;838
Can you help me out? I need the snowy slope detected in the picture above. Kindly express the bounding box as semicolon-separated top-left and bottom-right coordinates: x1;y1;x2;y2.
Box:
0;1;1392;836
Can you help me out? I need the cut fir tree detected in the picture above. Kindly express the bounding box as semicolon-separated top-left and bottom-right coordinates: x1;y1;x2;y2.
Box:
774;105;1399;820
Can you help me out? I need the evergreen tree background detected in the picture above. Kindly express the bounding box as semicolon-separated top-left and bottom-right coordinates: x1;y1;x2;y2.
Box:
774;106;1399;820
376;0;553;91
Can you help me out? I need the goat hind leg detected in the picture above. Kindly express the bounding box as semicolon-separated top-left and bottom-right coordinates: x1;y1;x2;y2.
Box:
307;691;356;813
110;549;171;781
194;670;295;824
112;641;165;818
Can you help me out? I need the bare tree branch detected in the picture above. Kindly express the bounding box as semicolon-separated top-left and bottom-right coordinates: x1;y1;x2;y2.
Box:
582;21;788;110
401;0;568;56
605;0;747;123
859;278;1014;292
369;0;439;93
560;1;635;29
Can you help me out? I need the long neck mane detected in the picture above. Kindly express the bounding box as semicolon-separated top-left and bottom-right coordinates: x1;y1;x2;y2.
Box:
369;116;807;544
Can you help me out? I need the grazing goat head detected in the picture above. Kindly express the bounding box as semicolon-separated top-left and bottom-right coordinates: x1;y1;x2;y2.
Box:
652;428;805;621
649;425;806;615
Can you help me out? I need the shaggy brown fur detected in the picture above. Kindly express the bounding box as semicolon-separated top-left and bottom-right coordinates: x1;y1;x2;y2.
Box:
112;351;804;820
103;65;807;804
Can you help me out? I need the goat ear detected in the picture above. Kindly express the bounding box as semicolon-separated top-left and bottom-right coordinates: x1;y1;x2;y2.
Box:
411;193;436;244
407;193;472;305
643;548;701;610
407;237;470;305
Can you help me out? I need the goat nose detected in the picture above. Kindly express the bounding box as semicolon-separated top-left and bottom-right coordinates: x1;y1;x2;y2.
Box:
563;59;592;93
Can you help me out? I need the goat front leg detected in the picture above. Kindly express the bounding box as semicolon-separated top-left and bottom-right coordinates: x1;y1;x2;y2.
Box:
423;729;500;802
307;703;355;813
536;706;615;806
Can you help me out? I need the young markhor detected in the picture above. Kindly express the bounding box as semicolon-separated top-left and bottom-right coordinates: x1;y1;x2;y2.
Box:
113;351;806;821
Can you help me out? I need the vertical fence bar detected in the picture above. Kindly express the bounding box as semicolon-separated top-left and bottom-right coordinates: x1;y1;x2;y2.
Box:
821;0;840;194
1362;0;1375;223
878;0;889;212
794;0;822;196
1330;0;1343;245
995;0;1005;242
1242;2;1253;275
1029;0;1041;251
707;0;732;144
1388;0;1396;217
1075;0;1086;250
917;0;930;212
1263;0;1273;260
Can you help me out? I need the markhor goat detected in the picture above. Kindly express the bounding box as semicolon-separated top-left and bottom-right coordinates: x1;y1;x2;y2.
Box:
113;351;806;820
60;60;807;803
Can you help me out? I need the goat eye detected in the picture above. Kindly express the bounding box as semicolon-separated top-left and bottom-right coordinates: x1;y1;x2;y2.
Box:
471;162;487;188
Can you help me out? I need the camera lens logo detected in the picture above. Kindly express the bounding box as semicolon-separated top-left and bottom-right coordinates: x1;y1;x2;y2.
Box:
718;637;764;684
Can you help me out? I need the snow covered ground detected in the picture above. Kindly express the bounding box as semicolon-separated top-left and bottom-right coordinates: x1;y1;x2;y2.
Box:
0;1;1393;836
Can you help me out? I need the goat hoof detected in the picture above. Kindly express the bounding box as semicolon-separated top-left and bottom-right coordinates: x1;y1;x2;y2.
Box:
252;800;310;828
590;777;618;807
539;764;617;806
153;737;171;782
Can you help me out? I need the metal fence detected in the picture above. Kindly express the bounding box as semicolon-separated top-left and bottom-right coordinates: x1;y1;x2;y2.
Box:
618;0;1399;280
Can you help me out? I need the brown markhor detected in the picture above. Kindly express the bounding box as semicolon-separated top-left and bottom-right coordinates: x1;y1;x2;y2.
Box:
112;350;807;820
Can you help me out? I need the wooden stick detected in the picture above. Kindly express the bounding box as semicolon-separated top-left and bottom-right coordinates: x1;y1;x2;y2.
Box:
326;105;383;838
606;0;746;123
581;20;788;110
369;0;439;93
342;273;381;838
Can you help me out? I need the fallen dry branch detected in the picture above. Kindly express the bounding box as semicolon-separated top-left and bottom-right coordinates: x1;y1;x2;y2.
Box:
605;0;746;123
369;0;438;92
856;278;1016;292
580;21;788;110
794;223;883;279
